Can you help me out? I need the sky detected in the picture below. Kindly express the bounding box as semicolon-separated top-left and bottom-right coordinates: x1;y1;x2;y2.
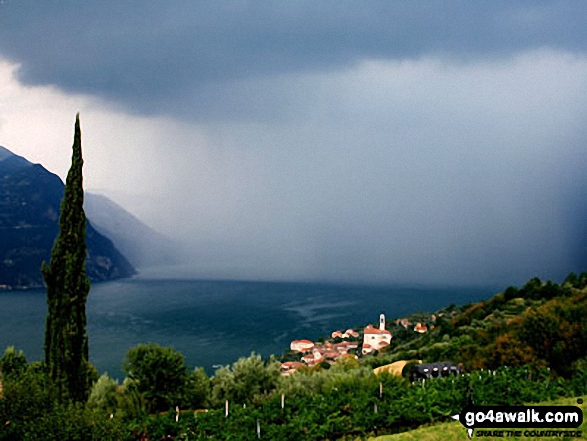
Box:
0;1;586;286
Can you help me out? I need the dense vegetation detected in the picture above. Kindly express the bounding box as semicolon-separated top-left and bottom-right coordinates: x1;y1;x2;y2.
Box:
1;274;586;440
367;272;587;379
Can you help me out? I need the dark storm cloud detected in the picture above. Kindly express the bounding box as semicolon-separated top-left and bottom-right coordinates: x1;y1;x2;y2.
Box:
1;1;586;120
2;1;586;287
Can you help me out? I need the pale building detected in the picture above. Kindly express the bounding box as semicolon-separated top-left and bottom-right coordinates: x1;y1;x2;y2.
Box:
362;314;392;355
290;339;315;352
331;330;343;339
342;329;359;338
301;353;317;366
414;322;428;333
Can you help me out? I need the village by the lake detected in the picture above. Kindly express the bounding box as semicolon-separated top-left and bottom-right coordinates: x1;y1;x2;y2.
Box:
281;312;438;375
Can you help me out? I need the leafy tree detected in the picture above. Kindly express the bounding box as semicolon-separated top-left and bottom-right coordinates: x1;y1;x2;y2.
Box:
183;367;210;409
0;364;58;438
116;377;147;421
486;333;539;369
503;285;520;301
86;373;148;422
516;294;587;376
0;365;120;441
41;114;92;402
565;271;587;289
123;342;189;413
87;374;119;416
211;353;280;405
520;277;542;299
0;346;27;378
210;364;235;406
564;272;579;286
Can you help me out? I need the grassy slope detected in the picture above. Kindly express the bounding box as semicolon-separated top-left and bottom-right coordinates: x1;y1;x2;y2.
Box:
370;397;586;441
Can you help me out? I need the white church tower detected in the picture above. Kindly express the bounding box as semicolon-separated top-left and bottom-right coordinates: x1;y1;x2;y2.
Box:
362;313;392;355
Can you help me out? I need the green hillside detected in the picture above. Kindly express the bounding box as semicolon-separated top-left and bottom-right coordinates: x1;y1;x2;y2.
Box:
362;273;587;379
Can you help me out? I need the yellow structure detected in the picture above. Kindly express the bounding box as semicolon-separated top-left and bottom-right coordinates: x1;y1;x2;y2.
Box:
373;360;421;376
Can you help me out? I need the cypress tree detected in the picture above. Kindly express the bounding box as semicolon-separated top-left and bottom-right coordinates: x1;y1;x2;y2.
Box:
42;113;91;402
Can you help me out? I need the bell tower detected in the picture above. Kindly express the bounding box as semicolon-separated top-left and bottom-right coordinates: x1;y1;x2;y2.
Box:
379;313;385;331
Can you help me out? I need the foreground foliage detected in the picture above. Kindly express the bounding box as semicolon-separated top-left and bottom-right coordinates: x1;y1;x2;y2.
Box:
1;274;586;440
1;355;585;440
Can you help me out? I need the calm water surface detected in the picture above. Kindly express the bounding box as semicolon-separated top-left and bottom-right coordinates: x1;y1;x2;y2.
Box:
0;276;498;379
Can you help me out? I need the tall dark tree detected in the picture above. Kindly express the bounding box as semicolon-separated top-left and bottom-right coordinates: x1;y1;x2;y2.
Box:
42;113;92;402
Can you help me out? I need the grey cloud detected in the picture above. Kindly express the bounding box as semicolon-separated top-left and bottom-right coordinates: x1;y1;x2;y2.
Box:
1;2;586;287
108;52;587;286
1;1;586;120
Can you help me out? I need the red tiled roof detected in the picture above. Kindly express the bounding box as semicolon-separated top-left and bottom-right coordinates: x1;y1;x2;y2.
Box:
343;329;359;338
281;362;304;368
364;324;391;335
322;350;340;359
292;339;314;345
414;322;428;332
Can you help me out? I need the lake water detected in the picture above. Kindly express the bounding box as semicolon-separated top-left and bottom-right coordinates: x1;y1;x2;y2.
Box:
0;276;498;379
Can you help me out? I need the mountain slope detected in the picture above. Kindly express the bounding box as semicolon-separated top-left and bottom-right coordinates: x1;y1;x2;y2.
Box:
0;146;136;289
84;192;178;268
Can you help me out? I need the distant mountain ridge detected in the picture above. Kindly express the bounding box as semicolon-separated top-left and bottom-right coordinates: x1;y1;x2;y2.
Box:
84;193;178;269
0;146;136;289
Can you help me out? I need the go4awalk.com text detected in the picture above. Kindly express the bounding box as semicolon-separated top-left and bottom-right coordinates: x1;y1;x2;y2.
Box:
454;405;583;438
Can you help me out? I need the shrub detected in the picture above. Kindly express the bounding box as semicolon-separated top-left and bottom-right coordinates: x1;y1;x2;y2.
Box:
211;353;281;406
0;346;27;379
87;374;119;416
